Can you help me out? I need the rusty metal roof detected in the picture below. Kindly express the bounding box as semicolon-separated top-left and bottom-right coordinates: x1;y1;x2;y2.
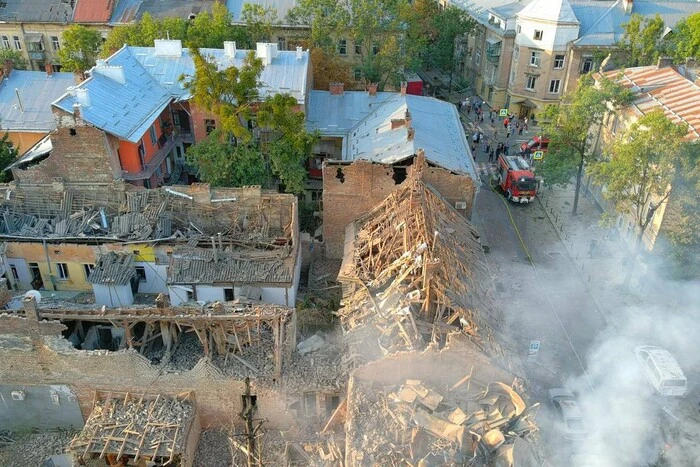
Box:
602;65;700;141
73;0;114;22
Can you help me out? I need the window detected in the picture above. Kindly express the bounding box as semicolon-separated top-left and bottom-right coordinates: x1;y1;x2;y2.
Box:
28;40;44;52
513;45;519;63
338;39;347;55
355;43;362;55
303;392;317;417
224;288;234;301
549;79;561;93
204;119;216;135
83;264;94;279
2;36;9;49
57;263;69;280
554;54;565;69
353;67;362;81
526;75;537;90
277;36;286;51
13;36;21;50
135;266;146;282
475;49;481;65
581;56;594;73
509;70;516;86
529;51;541;67
10;265;18;280
534;30;543;40
51;36;60;50
149;125;157;146
517;25;522;34
138;141;146;168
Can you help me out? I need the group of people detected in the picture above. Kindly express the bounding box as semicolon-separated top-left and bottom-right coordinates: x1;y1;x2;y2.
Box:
502;115;529;139
471;132;511;163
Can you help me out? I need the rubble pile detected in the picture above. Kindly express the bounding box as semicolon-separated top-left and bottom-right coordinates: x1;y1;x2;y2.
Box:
69;391;198;465
347;379;539;466
0;429;78;467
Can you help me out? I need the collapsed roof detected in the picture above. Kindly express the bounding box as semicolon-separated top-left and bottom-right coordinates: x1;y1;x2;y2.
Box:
336;177;513;368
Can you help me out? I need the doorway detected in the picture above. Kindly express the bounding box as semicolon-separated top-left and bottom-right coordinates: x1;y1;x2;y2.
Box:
28;263;43;290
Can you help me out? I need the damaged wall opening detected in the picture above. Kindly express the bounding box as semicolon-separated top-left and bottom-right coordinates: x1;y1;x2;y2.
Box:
62;320;125;351
335;167;345;183
392;166;407;185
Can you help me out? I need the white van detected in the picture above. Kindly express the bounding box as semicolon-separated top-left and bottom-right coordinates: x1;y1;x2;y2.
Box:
634;346;687;396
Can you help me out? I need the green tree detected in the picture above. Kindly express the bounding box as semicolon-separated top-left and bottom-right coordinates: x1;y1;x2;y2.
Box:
590;111;687;285
0;132;17;182
667;13;700;62
183;48;263;142
186;130;267;187
287;0;350;52
618;14;668;67
102;13;189;55
0;49;27;70
257;94;318;193
425;6;475;72
242;4;278;45
186;2;248;49
540;75;634;214
310;48;353;90
58;25;102;72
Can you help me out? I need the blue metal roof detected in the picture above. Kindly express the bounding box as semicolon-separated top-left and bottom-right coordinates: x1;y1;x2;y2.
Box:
573;1;700;47
307;90;478;182
0;70;74;134
53;47;173;143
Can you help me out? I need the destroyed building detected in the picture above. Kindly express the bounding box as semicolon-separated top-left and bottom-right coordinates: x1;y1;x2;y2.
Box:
0;182;301;307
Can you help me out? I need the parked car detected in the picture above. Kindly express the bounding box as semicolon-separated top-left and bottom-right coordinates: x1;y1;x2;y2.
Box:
634;345;687;396
548;388;588;440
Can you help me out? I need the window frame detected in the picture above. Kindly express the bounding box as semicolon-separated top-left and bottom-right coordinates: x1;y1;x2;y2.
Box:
83;263;94;280
548;79;561;94
355;43;362;55
13;35;21;50
149;125;157;146
1;36;9;49
526;75;537;91
51;36;60;50
57;263;69;280
529;50;541;67
204;119;216;135
581;56;594;73
135;266;147;282
475;49;481;65
533;29;543;40
554;54;565;69
338;38;347;56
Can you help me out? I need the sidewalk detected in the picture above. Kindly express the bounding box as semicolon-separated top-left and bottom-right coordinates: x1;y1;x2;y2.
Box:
459;97;639;330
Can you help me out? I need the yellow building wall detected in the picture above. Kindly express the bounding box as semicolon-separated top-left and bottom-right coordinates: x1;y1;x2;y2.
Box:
6;131;47;155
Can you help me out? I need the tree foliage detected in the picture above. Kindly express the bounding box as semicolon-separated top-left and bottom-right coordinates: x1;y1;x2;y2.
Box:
590;111;687;268
618;14;667;67
310;48;354;90
241;4;278;44
420;5;475;72
257;94;318;194
540;75;634;214
58;25;103;72
0;49;27;70
103;4;248;56
183;48;263;143
0;132;17;183
185;130;267;187
667;13;700;62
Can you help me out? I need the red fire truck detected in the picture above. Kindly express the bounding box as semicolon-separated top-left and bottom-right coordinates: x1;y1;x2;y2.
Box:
496;154;538;203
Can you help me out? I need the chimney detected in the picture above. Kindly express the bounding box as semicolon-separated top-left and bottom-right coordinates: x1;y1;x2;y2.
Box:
224;41;237;59
405;109;412;127
154;39;183;57
72;102;81;120
367;83;378;96
296;46;303;60
623;0;633;14
400;81;407;95
657;57;673;68
93;63;125;85
391;118;406;130
3;60;12;78
407;127;415;141
329;82;344;95
45;62;54;76
76;88;90;107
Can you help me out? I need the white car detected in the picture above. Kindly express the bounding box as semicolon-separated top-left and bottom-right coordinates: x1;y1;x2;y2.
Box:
634;345;687;396
548;388;588;440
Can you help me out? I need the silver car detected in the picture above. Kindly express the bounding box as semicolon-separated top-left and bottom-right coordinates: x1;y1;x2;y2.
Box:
549;388;588;440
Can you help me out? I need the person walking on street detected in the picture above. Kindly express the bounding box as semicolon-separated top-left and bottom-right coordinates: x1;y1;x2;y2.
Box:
489;148;495;163
503;117;509;129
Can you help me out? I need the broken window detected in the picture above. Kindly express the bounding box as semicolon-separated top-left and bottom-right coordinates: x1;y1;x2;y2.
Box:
57;263;69;280
325;394;340;415
10;265;18;280
83;263;94;280
303;392;317;417
135;266;147;282
204;119;216;135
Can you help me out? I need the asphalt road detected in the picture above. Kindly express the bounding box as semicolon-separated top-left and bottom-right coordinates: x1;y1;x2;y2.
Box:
475;182;608;463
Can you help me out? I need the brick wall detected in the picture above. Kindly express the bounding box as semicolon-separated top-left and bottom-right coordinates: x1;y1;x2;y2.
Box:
12;110;120;184
322;156;477;260
0;314;297;429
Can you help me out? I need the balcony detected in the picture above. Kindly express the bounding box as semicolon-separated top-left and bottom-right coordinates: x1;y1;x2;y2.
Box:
28;51;45;61
122;134;176;181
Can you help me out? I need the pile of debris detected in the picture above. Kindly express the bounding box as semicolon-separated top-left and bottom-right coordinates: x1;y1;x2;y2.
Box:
69;391;199;466
346;378;540;466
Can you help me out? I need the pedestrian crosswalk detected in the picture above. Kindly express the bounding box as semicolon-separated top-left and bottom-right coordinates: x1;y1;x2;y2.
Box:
475;161;500;178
